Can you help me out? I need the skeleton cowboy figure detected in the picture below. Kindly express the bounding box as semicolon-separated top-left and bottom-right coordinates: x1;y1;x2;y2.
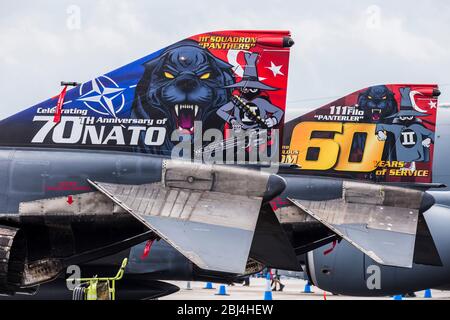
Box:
375;87;434;163
217;52;284;131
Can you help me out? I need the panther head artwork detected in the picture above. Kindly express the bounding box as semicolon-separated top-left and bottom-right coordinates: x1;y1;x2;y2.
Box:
357;85;398;123
131;40;235;153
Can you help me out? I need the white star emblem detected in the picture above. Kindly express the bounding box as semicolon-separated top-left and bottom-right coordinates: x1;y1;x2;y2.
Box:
266;62;284;77
78;76;126;117
428;100;437;109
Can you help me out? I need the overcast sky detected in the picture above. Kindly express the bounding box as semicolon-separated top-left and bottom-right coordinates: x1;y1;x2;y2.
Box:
0;0;449;120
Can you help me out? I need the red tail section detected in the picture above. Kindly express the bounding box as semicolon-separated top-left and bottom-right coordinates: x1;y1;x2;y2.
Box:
282;84;440;183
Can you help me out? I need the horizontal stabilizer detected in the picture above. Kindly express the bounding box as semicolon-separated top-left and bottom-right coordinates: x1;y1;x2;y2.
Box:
89;160;274;274
289;181;424;268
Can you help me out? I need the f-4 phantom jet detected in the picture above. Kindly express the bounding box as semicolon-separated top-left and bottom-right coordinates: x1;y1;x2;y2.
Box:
0;30;444;298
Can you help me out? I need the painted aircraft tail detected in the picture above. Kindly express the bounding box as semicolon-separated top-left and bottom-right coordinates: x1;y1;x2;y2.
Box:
0;30;297;275
285;84;443;269
282;84;441;184
0;30;293;158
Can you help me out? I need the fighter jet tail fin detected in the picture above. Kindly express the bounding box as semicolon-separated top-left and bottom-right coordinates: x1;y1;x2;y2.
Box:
413;211;443;266
0;30;293;159
249;204;300;271
282;84;440;184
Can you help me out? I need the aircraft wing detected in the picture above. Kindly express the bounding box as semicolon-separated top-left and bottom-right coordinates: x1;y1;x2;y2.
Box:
89;160;277;274
289;180;425;268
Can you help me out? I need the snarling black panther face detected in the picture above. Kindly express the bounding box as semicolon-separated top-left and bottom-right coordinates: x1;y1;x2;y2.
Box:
132;40;234;135
358;85;397;123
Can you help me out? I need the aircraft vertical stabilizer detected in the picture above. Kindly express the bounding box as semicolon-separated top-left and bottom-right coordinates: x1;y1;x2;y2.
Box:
282;84;440;184
0;30;293;160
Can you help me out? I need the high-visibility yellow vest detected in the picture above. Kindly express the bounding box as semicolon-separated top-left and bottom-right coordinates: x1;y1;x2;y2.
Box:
86;280;98;300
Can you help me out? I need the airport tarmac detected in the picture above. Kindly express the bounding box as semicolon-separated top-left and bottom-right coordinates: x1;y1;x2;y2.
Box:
161;278;450;300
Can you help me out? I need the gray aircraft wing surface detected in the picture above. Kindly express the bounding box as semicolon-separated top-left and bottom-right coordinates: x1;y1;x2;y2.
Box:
89;160;271;275
289;180;425;268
